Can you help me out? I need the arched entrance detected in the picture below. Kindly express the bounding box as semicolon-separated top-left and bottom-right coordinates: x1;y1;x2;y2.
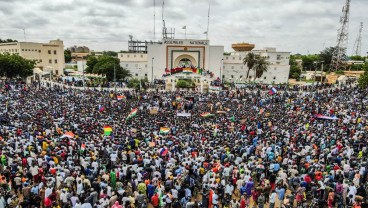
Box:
173;54;197;68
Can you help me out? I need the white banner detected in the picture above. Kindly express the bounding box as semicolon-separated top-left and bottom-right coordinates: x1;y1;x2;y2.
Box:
177;112;191;117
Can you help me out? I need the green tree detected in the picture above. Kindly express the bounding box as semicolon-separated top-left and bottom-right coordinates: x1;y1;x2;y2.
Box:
319;47;337;70
349;55;365;61
243;52;257;79
176;80;189;88
127;78;148;90
64;49;72;63
0;38;18;43
91;55;131;81
253;56;269;80
301;54;320;71
0;53;35;78
102;51;118;57
85;56;98;73
358;70;368;88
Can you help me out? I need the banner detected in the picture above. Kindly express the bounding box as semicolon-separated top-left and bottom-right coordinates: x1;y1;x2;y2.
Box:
177;112;191;117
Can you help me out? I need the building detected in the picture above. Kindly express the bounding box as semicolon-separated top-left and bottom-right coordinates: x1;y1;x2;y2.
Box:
118;39;290;85
223;45;291;84
0;39;65;76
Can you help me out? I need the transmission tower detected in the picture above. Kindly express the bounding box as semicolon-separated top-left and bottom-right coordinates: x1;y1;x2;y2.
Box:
352;22;363;56
331;0;351;71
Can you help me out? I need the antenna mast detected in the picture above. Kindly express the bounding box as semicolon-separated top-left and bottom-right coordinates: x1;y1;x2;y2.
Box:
206;0;211;40
331;0;351;71
153;0;156;41
352;22;363;56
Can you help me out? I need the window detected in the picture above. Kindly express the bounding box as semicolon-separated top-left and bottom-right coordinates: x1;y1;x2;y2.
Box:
239;57;242;60
135;64;138;67
48;50;51;54
22;49;24;51
126;64;129;67
226;56;228;60
240;75;243;79
39;59;42;63
127;55;130;58
273;76;276;80
141;55;143;58
249;76;252;79
135;73;138;77
54;59;57;64
231;75;234;78
222;75;225;78
223;66;225;69
264;77;267;80
145;64;147;68
232;57;235;60
54;50;56;55
145;74;147;77
231;66;234;69
241;66;243;69
55;70;59;75
121;54;123;57
277;55;281;60
134;55;136;57
49;59;52;63
39;50;41;53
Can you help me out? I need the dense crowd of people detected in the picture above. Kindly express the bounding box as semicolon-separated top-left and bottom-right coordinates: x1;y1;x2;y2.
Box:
0;81;368;208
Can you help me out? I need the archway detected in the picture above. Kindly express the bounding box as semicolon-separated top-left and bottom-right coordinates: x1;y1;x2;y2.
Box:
173;54;197;68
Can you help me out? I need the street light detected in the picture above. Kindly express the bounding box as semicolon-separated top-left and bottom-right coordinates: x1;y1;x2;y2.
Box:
151;57;154;86
220;58;223;83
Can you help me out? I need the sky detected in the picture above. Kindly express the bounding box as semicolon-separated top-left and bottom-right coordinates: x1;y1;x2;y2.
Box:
0;0;367;55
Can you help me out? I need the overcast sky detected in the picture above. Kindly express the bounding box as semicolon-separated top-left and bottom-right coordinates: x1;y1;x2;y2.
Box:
0;0;367;55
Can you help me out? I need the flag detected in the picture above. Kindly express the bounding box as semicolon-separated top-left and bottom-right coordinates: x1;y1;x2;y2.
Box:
213;125;219;136
103;126;113;136
183;68;192;73
99;105;105;112
201;112;214;117
160;148;169;156
160;127;170;134
176;96;182;101
197;68;202;74
126;108;138;120
314;114;338;120
230;115;235;122
259;108;264;115
61;131;75;139
268;87;277;95
117;95;125;100
182;25;186;29
203;31;208;34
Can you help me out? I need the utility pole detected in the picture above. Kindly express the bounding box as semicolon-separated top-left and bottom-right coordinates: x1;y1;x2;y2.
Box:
82;62;85;90
220;58;223;83
151;57;154;86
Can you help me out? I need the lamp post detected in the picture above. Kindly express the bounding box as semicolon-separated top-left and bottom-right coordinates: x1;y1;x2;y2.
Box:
151;57;154;87
82;62;85;90
220;58;223;83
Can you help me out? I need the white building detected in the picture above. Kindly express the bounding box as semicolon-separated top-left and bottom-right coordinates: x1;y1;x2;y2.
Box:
223;46;291;84
0;39;65;76
118;39;290;85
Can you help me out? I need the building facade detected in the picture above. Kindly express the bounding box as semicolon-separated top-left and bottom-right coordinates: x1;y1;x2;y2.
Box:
223;47;291;84
118;39;290;84
0;39;65;76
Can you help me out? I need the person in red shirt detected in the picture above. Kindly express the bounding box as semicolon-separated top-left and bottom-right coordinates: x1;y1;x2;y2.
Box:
151;192;159;208
240;195;247;208
44;196;52;208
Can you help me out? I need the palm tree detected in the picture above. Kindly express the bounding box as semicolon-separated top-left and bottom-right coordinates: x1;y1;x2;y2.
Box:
253;56;269;81
243;52;257;79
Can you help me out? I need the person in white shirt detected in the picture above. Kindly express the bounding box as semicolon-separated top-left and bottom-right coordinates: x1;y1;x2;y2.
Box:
269;190;277;208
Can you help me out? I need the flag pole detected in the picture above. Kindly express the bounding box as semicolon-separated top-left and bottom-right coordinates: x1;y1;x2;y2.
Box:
185;27;186;39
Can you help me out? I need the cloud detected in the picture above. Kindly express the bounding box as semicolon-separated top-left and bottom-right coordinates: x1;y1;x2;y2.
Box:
0;0;366;55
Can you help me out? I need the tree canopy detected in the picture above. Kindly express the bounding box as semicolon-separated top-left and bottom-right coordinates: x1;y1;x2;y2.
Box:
358;70;368;88
0;38;18;43
85;55;131;81
64;49;72;63
0;53;35;78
